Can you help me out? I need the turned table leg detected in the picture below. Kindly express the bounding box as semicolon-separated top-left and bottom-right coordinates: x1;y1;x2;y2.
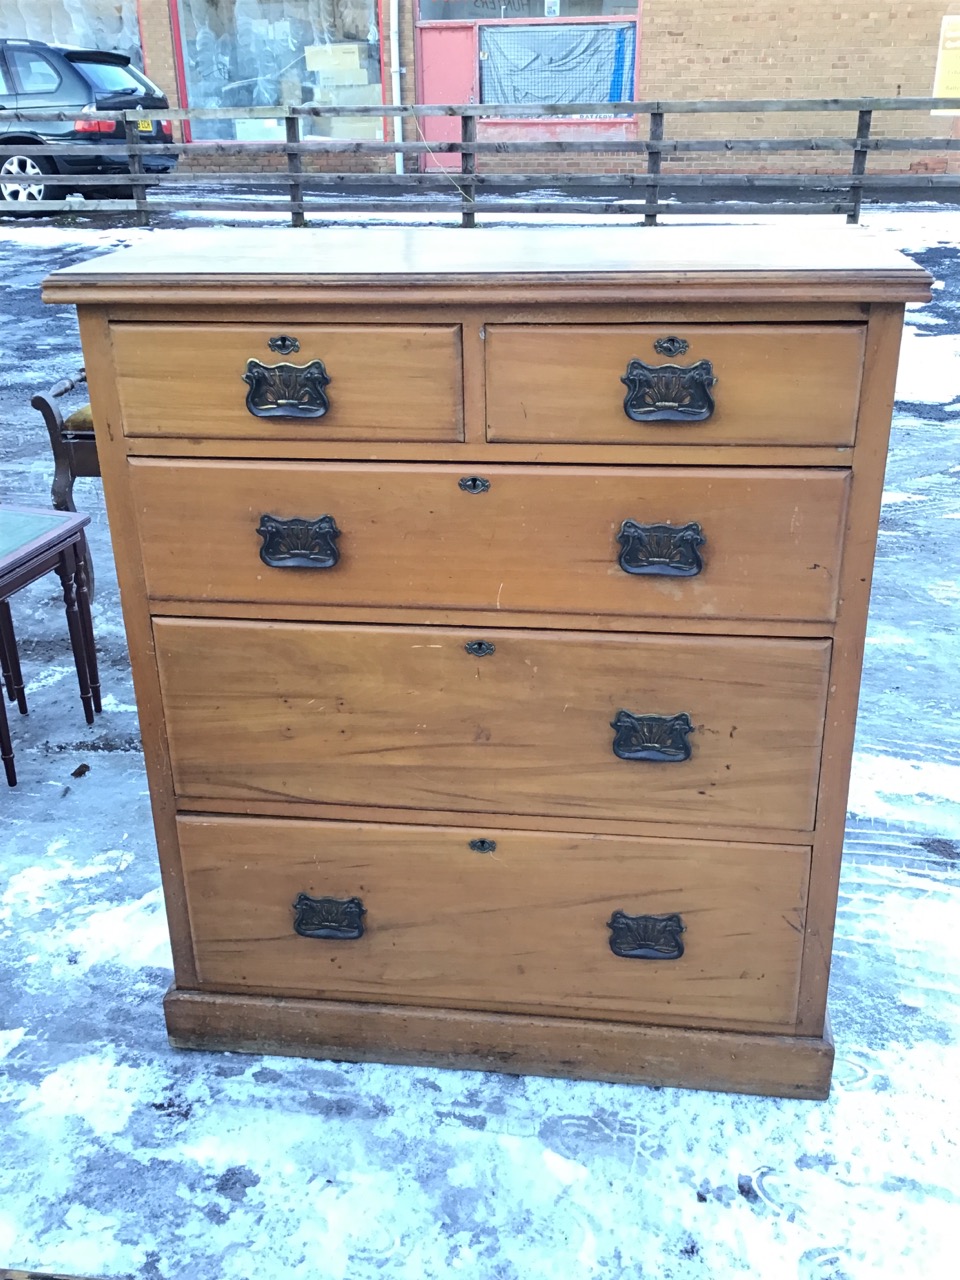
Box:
74;547;101;715
0;601;28;715
56;547;94;726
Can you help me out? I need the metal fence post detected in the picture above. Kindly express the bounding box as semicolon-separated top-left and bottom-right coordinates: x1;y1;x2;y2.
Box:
123;114;150;226
461;111;477;228
644;110;663;226
847;108;873;223
286;112;305;227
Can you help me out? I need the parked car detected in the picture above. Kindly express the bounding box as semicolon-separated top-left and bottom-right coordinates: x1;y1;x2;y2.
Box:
0;38;176;207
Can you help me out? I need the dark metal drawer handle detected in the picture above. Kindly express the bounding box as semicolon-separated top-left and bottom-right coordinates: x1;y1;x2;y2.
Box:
621;357;716;423
618;521;705;577
608;910;685;959
611;710;693;762
293;894;365;940
243;358;331;418
465;640;495;657
257;514;340;568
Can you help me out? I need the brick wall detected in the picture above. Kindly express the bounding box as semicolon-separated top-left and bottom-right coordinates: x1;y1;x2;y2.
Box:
134;0;957;182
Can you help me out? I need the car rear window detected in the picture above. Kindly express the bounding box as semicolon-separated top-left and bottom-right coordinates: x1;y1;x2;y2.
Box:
73;60;154;95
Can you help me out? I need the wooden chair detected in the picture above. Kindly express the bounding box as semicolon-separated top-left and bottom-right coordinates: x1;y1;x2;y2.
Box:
31;371;100;597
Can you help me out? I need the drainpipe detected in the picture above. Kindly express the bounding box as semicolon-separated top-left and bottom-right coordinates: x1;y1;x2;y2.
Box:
390;0;404;174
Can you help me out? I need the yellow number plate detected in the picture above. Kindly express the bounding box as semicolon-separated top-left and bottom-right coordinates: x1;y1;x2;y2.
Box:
137;118;153;131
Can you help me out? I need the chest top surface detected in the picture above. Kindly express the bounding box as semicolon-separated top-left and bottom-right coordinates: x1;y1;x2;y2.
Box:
42;225;931;303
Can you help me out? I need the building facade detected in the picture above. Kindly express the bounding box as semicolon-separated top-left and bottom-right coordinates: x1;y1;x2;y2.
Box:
2;2;954;171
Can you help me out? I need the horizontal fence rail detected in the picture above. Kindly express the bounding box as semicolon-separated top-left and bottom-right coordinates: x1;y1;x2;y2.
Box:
1;98;959;226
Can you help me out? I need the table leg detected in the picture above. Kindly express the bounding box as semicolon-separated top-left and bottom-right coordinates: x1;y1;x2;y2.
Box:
0;601;28;714
0;684;15;786
56;547;94;726
74;548;101;715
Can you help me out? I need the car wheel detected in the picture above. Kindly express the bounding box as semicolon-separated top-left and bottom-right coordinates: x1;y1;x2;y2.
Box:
0;152;59;210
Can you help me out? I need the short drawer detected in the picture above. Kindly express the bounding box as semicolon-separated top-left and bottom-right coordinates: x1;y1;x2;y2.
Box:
110;323;463;441
178;814;810;1032
486;324;865;446
156;621;831;832
131;460;849;624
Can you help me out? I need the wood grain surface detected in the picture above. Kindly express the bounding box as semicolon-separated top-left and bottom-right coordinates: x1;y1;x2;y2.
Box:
110;322;463;441
155;620;832;831
179;813;810;1030
130;460;850;624
486;324;866;446
164;988;835;1099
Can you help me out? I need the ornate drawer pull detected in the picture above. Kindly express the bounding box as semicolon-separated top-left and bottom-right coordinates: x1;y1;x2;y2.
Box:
611;710;693;762
459;476;490;494
293;894;366;940
621;357;716;423
464;640;495;657
608;910;685;959
257;514;340;568
617;521;705;577
243;358;331;418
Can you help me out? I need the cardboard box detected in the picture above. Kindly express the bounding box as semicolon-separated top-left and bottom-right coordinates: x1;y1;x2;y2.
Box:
305;42;365;73
314;84;383;109
321;115;384;140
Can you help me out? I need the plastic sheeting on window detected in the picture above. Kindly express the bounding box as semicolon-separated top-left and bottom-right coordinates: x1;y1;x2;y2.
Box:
175;0;382;140
0;0;142;65
480;22;635;105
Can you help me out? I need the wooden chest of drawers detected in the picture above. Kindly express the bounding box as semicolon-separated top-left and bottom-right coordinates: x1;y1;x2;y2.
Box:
46;226;930;1099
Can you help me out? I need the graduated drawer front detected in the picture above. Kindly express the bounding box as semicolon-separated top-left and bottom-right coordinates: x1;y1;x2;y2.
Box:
131;460;849;624
486;324;865;446
110;323;463;441
178;815;810;1032
155;620;831;831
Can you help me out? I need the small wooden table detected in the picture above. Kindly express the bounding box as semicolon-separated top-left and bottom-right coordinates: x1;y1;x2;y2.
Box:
0;506;101;787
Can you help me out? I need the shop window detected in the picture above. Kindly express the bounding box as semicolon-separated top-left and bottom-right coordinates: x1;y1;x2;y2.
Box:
419;1;637;20
480;22;635;104
173;0;383;140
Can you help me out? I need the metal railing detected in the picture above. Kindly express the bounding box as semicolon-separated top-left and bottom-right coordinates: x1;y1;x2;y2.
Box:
2;97;960;226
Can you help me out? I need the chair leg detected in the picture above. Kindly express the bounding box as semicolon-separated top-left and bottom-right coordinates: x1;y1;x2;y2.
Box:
0;683;16;786
74;548;101;714
0;601;27;714
56;548;94;727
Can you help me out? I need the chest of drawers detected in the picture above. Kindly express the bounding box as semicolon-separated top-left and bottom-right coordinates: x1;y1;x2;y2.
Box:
46;226;929;1099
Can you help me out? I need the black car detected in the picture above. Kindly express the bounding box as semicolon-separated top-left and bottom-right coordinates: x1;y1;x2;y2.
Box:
0;38;176;207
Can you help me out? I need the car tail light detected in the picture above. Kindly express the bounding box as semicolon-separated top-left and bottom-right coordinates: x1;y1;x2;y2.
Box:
75;117;119;135
159;120;173;139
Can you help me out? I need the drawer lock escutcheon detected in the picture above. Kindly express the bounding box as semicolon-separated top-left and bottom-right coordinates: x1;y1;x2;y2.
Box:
608;910;685;960
611;710;694;762
257;514;341;569
459;476;490;494
464;640;496;657
243;357;331;419
469;838;497;853
293;894;366;940
617;521;705;577
621;357;717;423
268;334;301;355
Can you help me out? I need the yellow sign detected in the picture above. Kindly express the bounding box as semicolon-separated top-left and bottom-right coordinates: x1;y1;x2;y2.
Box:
932;16;960;113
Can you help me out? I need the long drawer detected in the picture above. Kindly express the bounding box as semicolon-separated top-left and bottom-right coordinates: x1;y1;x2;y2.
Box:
131;460;849;624
110;323;464;441
486;324;866;446
155;621;831;831
178;814;810;1032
